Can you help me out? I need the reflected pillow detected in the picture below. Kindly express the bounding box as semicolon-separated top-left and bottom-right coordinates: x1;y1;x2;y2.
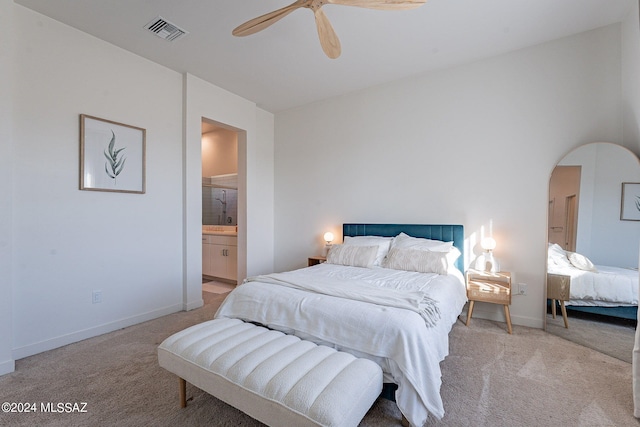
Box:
548;243;572;267
567;251;598;272
326;244;378;268
343;236;393;266
382;247;449;275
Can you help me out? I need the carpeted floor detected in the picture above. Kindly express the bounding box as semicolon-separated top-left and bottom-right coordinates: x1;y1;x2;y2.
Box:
546;311;635;363
0;291;637;426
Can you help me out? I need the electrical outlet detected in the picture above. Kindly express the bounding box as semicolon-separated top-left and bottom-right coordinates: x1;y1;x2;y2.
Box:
92;290;102;304
518;283;527;296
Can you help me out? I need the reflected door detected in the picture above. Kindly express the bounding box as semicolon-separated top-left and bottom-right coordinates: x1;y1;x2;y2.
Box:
548;166;581;251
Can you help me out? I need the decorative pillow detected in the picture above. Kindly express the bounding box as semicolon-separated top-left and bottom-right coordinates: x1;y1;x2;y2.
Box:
548;243;571;267
326;244;378;268
382;247;449;275
567;251;598;272
391;232;453;252
343;236;393;266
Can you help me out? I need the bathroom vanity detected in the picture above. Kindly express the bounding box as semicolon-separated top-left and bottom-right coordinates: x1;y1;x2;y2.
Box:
202;227;237;282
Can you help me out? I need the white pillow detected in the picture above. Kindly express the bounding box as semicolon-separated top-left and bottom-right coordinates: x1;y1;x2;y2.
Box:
343;236;392;266
548;243;571;267
446;246;462;271
326;244;378;268
391;232;453;252
382;247;449;275
567;251;598;272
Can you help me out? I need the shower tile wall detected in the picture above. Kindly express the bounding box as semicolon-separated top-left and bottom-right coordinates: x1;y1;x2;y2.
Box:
203;174;238;225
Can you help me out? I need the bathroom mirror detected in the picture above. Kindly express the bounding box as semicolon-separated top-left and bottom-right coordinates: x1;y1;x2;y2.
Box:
545;142;640;362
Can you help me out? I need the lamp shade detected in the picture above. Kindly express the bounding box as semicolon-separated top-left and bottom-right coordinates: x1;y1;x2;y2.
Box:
323;232;334;244
481;237;496;251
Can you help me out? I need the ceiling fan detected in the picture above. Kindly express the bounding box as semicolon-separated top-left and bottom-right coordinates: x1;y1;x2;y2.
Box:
232;0;427;59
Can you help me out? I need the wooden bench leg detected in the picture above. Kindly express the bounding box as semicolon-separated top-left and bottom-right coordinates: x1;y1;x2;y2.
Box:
401;414;410;427
551;299;557;319
179;377;187;408
559;301;569;329
503;305;512;334
466;301;475;326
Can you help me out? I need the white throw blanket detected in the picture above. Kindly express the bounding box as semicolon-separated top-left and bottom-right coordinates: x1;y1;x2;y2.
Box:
216;264;468;425
246;270;441;327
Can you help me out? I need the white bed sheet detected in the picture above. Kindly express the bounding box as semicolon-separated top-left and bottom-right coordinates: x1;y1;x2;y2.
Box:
214;263;467;426
548;264;639;306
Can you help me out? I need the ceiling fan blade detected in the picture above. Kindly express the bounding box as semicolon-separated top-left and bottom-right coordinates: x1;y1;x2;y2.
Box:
232;1;305;37
327;0;427;10
314;8;341;59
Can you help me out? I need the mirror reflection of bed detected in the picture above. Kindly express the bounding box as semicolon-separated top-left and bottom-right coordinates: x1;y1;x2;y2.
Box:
546;142;640;362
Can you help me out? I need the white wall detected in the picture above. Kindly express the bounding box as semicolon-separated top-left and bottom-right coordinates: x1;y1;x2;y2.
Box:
0;0;15;375
10;5;185;358
251;108;276;276
274;24;624;328
5;4;276;363
202;129;238;177
623;0;640;154
620;1;640;324
590;144;640;267
4;3;278;362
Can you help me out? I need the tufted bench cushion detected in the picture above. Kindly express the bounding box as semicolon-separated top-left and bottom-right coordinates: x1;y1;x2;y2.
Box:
158;318;383;427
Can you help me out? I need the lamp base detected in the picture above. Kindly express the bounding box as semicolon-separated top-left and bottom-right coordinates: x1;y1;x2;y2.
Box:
323;244;332;257
474;252;499;273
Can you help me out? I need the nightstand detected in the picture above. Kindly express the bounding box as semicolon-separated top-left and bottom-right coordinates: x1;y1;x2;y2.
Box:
547;273;570;328
465;270;512;334
308;256;326;267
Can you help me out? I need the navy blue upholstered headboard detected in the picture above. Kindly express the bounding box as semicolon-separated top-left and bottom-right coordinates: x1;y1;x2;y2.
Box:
342;223;465;273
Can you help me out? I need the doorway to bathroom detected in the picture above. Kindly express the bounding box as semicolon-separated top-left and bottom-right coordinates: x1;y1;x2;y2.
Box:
201;118;239;296
202;120;238;227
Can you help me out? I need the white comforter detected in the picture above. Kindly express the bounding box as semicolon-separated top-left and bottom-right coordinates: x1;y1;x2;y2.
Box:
215;263;467;426
548;264;639;306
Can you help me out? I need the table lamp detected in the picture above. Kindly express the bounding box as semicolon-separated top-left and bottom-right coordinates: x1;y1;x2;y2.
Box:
480;237;498;273
323;231;334;256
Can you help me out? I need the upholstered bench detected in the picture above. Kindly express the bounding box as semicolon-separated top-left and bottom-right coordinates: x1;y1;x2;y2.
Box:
158;318;383;427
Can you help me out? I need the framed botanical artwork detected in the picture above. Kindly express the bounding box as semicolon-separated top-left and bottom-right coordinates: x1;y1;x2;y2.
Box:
80;114;146;194
621;182;640;221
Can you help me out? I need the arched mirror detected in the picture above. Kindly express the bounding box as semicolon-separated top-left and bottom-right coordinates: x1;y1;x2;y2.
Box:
545;142;640;362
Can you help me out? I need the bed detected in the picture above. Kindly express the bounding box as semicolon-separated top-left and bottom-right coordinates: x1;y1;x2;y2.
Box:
214;224;467;426
547;243;639;321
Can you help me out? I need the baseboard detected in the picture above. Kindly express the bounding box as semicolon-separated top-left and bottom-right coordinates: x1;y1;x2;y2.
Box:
461;306;544;329
12;303;183;360
184;298;204;311
510;314;544;329
0;358;15;376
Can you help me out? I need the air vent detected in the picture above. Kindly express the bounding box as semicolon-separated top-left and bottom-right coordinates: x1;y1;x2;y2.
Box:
144;16;188;42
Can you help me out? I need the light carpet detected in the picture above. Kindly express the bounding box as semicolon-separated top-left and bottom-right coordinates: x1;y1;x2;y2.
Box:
546;311;635;364
0;292;636;426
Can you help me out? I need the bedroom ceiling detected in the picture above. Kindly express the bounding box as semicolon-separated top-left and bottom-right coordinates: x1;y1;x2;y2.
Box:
14;0;635;112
